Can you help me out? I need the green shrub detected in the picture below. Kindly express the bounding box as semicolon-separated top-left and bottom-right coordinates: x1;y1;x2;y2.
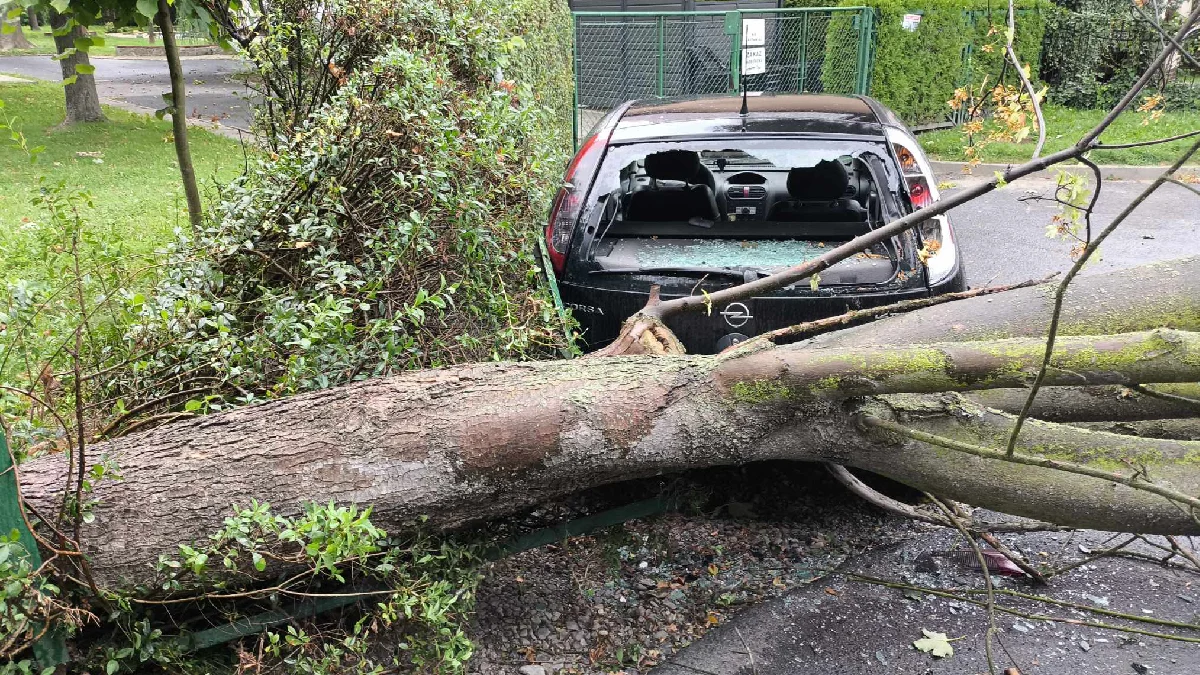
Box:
803;0;1049;124
1040;0;1192;109
116;0;574;411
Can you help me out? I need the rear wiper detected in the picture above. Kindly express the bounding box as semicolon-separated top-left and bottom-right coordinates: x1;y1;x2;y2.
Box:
590;266;768;282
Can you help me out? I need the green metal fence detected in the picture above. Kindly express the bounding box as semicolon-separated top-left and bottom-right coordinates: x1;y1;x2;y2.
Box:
571;6;877;145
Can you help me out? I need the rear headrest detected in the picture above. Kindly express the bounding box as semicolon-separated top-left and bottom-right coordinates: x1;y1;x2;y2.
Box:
644;150;703;183
787;160;850;201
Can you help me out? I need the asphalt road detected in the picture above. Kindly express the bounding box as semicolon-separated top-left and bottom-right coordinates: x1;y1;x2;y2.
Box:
944;173;1200;286
0;54;255;130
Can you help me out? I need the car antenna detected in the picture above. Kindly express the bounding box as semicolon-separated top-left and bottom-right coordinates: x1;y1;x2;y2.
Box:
739;75;749;117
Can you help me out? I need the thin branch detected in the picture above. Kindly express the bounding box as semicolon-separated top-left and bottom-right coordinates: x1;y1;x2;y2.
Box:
1131;3;1200;71
929;495;998;675
977;531;1047;583
849;574;1200;644
1096;129;1200;150
1005;137;1200;456
1007;0;1045;158
860;414;1200;517
1045;535;1141;578
1166;178;1200;198
824;464;1067;534
1130;384;1200;413
732;274;1056;353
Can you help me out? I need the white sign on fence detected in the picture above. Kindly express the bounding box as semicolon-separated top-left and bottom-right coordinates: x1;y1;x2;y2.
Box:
902;13;922;31
742;18;765;47
741;47;766;75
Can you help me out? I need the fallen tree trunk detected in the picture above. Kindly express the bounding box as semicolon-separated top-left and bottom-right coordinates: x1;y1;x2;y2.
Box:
17;259;1200;589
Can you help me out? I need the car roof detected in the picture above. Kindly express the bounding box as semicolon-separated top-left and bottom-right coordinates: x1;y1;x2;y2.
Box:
609;93;903;142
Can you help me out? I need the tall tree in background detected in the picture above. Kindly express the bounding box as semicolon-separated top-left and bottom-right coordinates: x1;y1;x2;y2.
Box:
48;7;105;123
0;3;35;50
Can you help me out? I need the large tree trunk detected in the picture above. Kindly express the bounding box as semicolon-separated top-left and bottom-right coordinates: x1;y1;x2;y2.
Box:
27;7;38;31
0;4;34;50
17;258;1200;590
50;12;105;124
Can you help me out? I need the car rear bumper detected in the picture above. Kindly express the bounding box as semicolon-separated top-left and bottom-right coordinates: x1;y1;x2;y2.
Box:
560;282;939;354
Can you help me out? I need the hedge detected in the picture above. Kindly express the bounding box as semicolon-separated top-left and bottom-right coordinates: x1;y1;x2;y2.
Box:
787;0;1050;124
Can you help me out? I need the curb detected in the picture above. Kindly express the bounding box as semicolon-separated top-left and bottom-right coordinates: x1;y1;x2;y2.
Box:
931;160;1172;181
98;96;250;141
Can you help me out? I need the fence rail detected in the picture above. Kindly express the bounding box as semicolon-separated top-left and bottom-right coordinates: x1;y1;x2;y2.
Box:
571;6;876;145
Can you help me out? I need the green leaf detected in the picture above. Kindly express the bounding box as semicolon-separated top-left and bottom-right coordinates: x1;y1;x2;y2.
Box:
50;2;72;20
809;273;821;291
61;75;78;86
184;399;203;412
106;659;119;675
75;64;96;76
0;24;14;36
993;170;1008;188
5;6;23;20
913;629;955;658
136;0;159;20
252;551;266;571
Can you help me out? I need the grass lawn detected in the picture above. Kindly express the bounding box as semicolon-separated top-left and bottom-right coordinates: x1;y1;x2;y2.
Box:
919;105;1200;165
0;79;244;284
6;30;213;56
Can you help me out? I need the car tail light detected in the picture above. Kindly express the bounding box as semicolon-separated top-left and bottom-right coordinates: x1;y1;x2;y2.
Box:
545;130;610;275
884;126;959;286
905;174;933;210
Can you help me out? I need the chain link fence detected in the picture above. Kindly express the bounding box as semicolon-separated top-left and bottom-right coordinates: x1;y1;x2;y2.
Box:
572;7;876;145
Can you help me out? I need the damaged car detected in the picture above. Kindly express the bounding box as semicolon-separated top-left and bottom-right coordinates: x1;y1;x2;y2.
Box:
545;94;966;353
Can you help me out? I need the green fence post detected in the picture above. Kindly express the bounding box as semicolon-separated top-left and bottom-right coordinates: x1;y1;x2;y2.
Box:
657;15;665;97
724;10;742;93
796;11;809;92
0;430;68;668
854;7;874;95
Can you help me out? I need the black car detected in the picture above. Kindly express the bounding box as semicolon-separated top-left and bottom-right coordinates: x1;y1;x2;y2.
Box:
544;94;966;353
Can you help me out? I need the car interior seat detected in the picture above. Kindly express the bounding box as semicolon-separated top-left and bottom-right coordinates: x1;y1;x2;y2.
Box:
625;150;720;222
767;159;869;224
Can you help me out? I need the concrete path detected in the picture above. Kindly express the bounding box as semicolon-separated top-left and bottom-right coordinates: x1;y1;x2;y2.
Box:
0;54;256;133
656;529;1200;675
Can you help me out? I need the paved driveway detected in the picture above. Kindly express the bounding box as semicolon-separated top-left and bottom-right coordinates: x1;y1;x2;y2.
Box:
0;54;256;131
945;174;1200;286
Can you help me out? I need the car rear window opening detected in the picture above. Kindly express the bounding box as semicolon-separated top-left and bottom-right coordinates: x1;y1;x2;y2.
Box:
582;140;901;283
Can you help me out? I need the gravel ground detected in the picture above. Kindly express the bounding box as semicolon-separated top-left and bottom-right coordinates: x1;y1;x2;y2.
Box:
465;464;924;675
462;463;1200;675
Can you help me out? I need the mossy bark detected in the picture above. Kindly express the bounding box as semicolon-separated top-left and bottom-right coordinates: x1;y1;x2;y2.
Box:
15;259;1200;590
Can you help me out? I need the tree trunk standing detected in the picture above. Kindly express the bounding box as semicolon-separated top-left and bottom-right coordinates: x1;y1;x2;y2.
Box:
16;258;1200;590
49;12;105;124
27;8;38;31
156;0;203;232
0;4;34;50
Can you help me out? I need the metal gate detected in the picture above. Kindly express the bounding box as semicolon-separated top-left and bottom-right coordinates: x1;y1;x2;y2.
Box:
572;6;877;144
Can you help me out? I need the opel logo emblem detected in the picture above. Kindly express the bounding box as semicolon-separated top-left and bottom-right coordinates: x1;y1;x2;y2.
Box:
720;302;752;328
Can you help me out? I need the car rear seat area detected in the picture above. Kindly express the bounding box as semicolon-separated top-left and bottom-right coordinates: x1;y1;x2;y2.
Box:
625;150;720;222
767;159;869;227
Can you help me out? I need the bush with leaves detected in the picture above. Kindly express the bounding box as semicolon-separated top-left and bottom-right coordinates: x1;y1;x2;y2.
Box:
108;0;573;418
808;0;1049;124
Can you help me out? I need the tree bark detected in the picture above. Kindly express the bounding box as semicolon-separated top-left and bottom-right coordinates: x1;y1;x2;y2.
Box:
16;259;1200;589
0;4;34;50
27;7;38;31
49;12;105;124
157;0;204;231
